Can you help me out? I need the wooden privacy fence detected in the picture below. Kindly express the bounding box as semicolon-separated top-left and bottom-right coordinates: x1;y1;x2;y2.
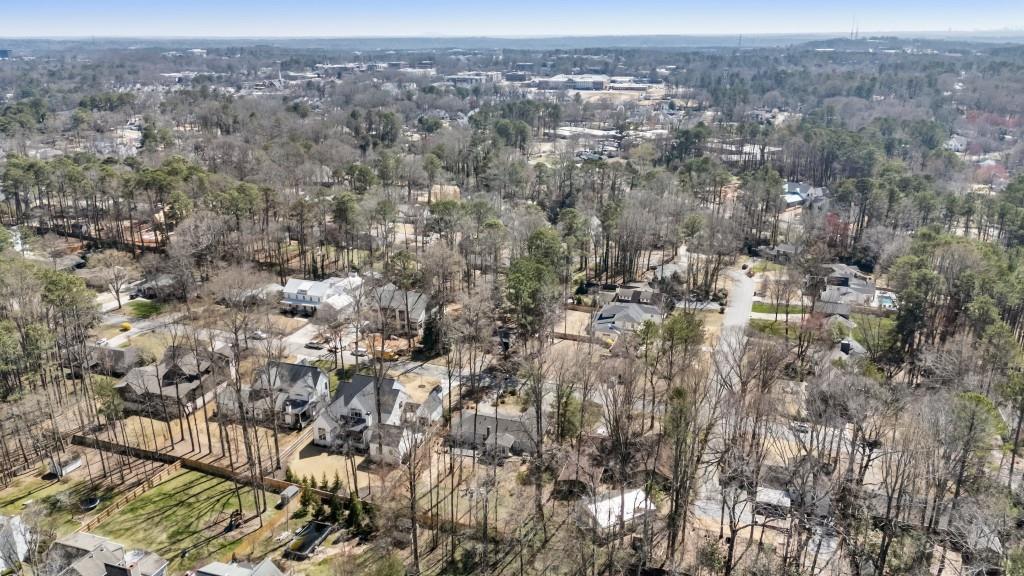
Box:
71;433;335;504
552;332;604;345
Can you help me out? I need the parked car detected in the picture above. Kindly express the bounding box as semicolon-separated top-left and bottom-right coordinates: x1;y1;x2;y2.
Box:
249;330;267;340
351;346;368;357
304;340;325;350
790;421;811;434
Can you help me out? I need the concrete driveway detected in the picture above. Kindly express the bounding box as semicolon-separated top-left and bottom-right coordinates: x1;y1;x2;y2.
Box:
724;268;755;331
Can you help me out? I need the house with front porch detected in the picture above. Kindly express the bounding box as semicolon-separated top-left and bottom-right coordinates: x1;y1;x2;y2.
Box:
216;361;330;430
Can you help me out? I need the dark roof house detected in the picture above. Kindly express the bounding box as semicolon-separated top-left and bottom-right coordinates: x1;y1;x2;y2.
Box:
49;533;167;576
313;374;411;450
87;345;141;377
115;346;229;419
371;283;431;335
450;410;538;455
217;361;330;429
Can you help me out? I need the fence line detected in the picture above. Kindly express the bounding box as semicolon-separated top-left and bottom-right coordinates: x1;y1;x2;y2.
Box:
80;461;182;531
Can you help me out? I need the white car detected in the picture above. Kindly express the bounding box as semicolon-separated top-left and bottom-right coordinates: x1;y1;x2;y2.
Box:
249;330;267;340
95;338;109;346
351;346;368;357
790;421;811;434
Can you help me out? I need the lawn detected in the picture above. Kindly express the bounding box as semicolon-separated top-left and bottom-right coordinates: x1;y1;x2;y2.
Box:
126;299;164;319
0;472;120;536
751;261;783;273
751;302;806;315
852;313;895;332
311;360;352;395
95;323;126;340
119;332;170;361
92;470;278;572
750;319;806;338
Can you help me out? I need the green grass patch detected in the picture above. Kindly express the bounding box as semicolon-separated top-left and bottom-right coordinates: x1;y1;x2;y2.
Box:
92;470;277;572
126;299;163;319
0;473;120;536
749;318;810;339
852;313;895;332
751;302;805;315
751;261;783;273
312;359;352;395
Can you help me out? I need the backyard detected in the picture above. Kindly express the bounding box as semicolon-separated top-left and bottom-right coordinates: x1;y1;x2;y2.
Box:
0;458;127;536
92;470;281;572
751;302;806;315
126;299;164;319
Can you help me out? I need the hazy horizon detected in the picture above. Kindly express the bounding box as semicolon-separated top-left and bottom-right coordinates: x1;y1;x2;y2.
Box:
2;0;1023;38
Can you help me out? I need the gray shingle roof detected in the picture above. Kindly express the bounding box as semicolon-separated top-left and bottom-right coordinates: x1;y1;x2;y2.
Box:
257;361;327;400
372;283;428;318
593;302;663;332
333;374;407;423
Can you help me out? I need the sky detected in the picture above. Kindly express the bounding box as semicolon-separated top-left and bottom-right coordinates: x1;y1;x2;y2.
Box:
1;0;1022;38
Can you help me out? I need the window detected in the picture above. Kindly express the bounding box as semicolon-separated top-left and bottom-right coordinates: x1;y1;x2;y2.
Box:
317;428;327;441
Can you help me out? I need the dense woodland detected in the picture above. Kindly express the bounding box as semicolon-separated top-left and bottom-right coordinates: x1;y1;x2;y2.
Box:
4;36;1024;576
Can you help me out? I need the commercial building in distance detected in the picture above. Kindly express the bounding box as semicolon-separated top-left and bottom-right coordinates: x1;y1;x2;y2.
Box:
534;74;609;90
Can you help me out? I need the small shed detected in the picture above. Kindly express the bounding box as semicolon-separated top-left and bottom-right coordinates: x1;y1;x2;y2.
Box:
580;489;656;539
49;454;83;478
754;487;791;518
278;485;300;508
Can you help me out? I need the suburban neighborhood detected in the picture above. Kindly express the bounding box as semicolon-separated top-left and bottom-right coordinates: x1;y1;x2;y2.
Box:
2;12;1024;576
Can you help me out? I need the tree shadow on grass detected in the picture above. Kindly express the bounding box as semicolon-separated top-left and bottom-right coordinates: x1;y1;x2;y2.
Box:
0;479;59;510
96;472;262;559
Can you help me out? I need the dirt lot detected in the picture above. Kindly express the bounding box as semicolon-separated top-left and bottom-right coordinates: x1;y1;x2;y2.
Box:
556;309;592;336
393;372;442;404
269;314;308;336
285;440;377;494
119;409;305;470
699;307;725;346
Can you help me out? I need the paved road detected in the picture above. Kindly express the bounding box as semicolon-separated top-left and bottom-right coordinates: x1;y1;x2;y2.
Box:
688;266;757;528
103;310;184;347
723;267;755;332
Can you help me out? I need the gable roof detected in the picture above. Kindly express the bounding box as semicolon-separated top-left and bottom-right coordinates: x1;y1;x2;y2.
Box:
257;361;327;398
51;533;166;576
197;559;284;576
332;374;407;423
593;302;663;333
614;287;665;307
282;278;333;299
584;489;655;529
450;409;538;452
117;345;227;399
366;423;411;448
372;283;429;318
159;345;220;378
116;365;165;397
87;345;140;374
814;300;852;318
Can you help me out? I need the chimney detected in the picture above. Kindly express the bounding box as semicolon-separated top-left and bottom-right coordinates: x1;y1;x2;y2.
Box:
104;562;140;576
